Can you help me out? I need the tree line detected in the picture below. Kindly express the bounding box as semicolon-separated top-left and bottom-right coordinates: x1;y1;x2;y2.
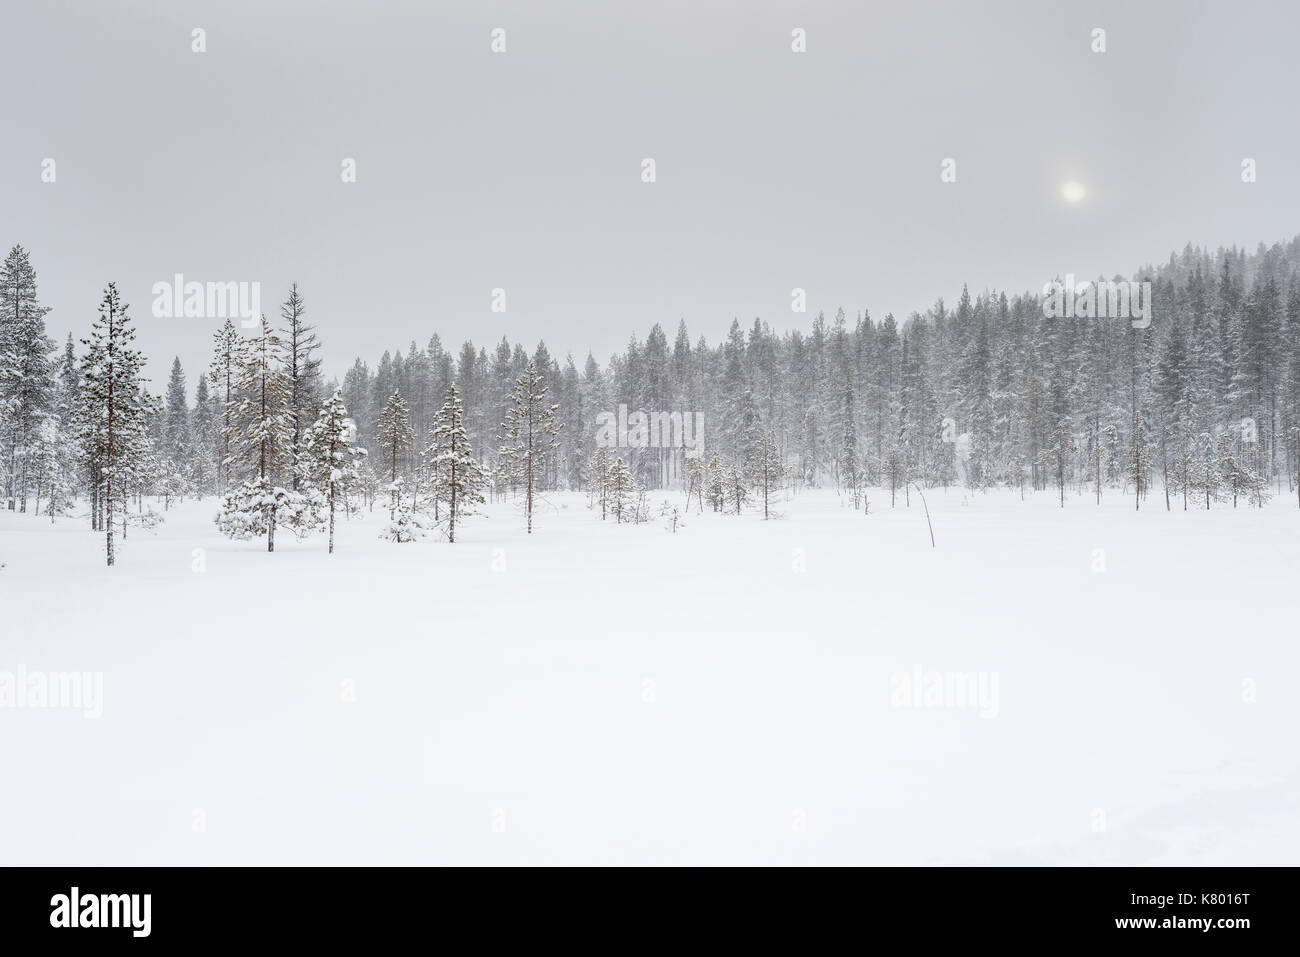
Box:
4;235;1299;562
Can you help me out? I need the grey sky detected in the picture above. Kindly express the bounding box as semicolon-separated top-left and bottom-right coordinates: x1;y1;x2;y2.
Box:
8;0;1297;390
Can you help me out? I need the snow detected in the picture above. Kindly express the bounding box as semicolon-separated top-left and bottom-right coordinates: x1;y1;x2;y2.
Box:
2;487;1298;865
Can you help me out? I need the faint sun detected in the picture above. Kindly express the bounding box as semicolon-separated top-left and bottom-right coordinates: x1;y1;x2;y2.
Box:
1062;181;1087;204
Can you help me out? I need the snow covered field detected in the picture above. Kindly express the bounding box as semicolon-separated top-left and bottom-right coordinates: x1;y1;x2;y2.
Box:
2;487;1298;865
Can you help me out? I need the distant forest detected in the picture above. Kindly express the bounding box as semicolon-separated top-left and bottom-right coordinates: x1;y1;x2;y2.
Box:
4;235;1300;524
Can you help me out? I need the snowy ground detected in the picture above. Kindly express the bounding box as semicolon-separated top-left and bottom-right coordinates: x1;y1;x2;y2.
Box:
2;485;1298;865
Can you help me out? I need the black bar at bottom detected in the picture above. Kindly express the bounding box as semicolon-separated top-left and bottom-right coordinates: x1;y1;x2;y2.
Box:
0;866;1287;944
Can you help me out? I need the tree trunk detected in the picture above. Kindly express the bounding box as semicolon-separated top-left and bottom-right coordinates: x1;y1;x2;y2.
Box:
328;482;336;554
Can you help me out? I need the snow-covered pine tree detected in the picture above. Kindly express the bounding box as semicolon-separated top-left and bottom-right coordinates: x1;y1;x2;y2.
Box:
1038;425;1075;508
660;499;683;532
1164;442;1191;511
302;389;366;553
208;319;243;493
355;456;380;512
1217;432;1265;508
682;454;705;514
163;357;191;464
750;431;786;519
1189;432;1223;509
1126;410;1157;511
375;388;414;515
0;245;56;512
498;360;561;533
217;316;319;551
190;373;216;496
280;283;322;490
379;477;430;542
76;283;155;565
234;316;292;482
840;385;861;509
607;455;638;523
882;447;907;507
426;384;487;543
589;446;611;519
40;440;74;522
705;451;726;512
1086;420;1110;505
157;456;188;509
724;462;748;514
26;417;61;519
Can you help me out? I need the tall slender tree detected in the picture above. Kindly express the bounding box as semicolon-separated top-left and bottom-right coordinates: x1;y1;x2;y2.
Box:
280;283;322;489
76;284;155;565
499;361;561;533
0;245;56;511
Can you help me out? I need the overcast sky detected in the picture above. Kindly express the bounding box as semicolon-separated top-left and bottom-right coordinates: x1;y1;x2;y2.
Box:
8;0;1297;390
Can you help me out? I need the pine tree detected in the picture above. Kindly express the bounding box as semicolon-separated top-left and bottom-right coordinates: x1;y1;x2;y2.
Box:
682;454;705;514
750;431;786;519
1038;425;1075;508
607;456;638;523
589;446;612;519
705;452;726;512
234;316;292;484
378;478;430;542
883;447;907;507
1217;431;1265;508
216;316;310;552
724;462;748;514
1167;447;1194;510
1190;432;1223;509
375;389;414;514
840;385;862;509
280;283;322;489
302;389;366;553
76;283;155;565
0;245;56;512
163;357;191;462
1127;409;1156;511
190;374;216;496
426;385;487;542
355;457;380;512
499;361;561;533
208;319;243;493
157;456;188;509
27;417;61;519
